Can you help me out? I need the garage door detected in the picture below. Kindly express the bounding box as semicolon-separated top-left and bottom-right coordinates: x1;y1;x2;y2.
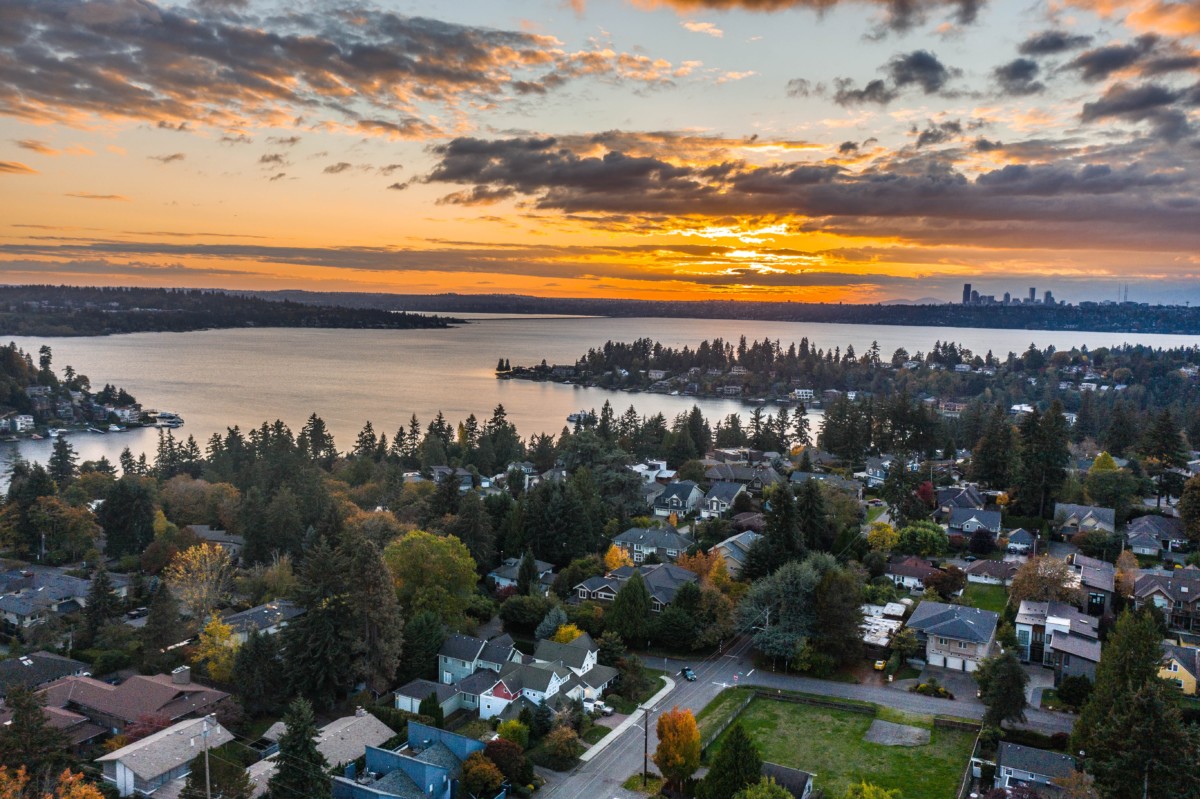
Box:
928;653;945;668
965;659;979;673
946;656;964;671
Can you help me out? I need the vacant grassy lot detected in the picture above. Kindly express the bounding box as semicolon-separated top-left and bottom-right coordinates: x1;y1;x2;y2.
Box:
710;697;976;798
959;582;1009;613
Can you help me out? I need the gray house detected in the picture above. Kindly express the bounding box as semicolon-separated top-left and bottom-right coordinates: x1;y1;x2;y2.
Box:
994;743;1076;794
436;633;520;686
653;481;704;518
701;482;746;519
612;525;694;563
946;507;1001;537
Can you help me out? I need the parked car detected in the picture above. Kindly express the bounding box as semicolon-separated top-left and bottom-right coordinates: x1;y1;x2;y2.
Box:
680;666;697;682
584;700;613;716
963;554;978;562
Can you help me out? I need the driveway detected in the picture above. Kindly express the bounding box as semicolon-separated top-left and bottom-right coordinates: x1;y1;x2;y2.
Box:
916;665;979;701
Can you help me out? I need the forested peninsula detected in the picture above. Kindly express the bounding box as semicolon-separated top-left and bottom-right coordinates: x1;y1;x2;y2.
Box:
0;285;461;336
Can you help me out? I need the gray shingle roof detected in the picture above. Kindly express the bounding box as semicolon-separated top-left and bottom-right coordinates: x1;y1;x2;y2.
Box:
705;481;745;504
1127;515;1187;543
439;634;486;663
0;651;87;698
907;601;999;645
947;507;1001;531
221;600;303;635
394;679;457;704
1054;503;1116;530
613;525;692;552
996;742;1076;780
96;717;234;782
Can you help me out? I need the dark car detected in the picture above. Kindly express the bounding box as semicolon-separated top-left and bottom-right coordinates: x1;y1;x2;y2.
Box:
963;554;978;562
680;666;697;682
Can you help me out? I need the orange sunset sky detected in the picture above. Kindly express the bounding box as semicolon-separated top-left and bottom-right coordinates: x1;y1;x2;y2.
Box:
2;0;1199;305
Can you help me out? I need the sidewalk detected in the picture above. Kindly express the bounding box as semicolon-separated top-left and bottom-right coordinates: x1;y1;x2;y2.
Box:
579;676;676;762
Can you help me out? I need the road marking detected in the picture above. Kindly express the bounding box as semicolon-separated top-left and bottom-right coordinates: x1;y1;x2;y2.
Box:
747;669;755;676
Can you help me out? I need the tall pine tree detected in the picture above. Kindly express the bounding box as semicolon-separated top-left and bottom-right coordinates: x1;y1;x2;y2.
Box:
267;699;331;799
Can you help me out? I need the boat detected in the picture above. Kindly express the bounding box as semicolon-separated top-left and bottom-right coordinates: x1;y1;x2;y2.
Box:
48;428;69;437
87;427;105;434
108;424;125;433
155;411;184;428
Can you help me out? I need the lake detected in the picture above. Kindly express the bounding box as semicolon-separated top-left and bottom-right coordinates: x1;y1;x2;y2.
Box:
3;315;1194;471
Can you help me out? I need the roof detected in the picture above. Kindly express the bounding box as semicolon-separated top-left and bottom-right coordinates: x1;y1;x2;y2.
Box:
654;481;701;506
1050;633;1102;663
640;563;701;606
479;633;517;665
705;481;745;504
704;464;782;485
714;530;763;564
495;661;568;694
1136;567;1200;604
96;717;234;782
886;556;943;581
440;633;486;663
0;651;88;698
394;679;457;704
313;712;397;767
613;525;693;552
936;485;985;509
1127;515;1188;543
582;663;619;689
1054;503;1116;530
788;471;863;494
1073;554;1116;594
965;560;1018;580
1163;642;1200;681
488;557;554;582
1015;600;1099;639
996;742;1076;780
534;633;596;671
221;600;303;635
947;507;1001;531
760;762;813;798
1007;528;1036;545
41;671;228;725
906;601;999;645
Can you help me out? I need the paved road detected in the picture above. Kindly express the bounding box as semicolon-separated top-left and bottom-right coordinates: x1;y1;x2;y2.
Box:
542;637;1073;799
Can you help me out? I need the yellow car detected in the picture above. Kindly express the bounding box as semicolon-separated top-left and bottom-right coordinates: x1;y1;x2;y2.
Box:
873;660;887;671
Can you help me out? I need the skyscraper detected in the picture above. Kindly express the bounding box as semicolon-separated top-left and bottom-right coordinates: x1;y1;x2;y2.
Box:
1028;287;1036;303
963;283;972;305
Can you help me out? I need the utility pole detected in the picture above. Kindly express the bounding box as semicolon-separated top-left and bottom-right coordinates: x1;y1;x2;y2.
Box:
202;715;213;799
643;706;650;787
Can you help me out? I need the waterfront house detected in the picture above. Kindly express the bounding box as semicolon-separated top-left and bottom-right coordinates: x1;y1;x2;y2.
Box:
905;601;998;672
701;481;746;519
97;716;232;797
652;481;704;518
613;525;693;562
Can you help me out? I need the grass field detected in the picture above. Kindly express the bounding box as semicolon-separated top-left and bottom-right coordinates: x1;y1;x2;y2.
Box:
710;697;977;798
959;582;1009;613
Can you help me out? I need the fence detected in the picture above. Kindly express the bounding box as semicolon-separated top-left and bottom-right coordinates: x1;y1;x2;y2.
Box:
699;693;754;757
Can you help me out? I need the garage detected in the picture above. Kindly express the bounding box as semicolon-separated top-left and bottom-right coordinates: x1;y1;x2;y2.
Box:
965;659;979;673
945;656;965;671
928;653;945;668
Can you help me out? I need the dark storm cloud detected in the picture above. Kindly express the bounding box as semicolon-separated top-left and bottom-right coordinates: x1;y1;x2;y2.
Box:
838;141;859;154
1080;83;1193;142
631;0;986;33
1018;30;1093;56
831;50;956;106
420;134;1200;249
913;120;963;147
0;0;678;134
1067;36;1160;82
993;59;1043;96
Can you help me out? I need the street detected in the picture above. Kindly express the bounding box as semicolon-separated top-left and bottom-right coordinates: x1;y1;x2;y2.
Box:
540;636;1073;799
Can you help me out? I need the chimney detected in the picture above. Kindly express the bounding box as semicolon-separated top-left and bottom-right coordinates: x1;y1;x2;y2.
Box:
355;706;366;717
171;665;191;684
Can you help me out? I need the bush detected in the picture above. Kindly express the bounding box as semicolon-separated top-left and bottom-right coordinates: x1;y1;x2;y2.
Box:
1055;675;1093;710
93;649;133;675
909;678;954;699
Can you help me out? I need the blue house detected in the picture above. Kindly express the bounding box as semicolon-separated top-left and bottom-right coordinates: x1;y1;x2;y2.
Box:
332;722;504;799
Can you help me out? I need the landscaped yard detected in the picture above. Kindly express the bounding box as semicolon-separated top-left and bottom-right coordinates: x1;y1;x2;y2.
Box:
959;582;1009;613
708;696;977;798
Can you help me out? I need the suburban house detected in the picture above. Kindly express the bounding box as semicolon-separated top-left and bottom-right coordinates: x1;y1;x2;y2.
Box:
712;530;763;578
475;635;616;720
612;525;694;563
183;525;245;559
1054;503;1116;537
97;716;232;797
630;459;674;484
1160;640;1200;695
761;762;814;799
703;463;783;494
652;481;704;518
31;666;228;735
0;651;88;699
249;708;397;795
858;455;918;489
1014;600;1102;683
965;560;1018;586
434;633;521;687
993;743;1077;795
905;601;999;672
886;556;944;593
221;600;304;645
332;722;503;799
1071;554;1116;617
574;563;699;613
487;556;554;593
701;481;747;519
933;485;986;523
1005;528;1037;555
788;471;864;499
946;508;1002;538
1126;515;1189;556
0;566;130;633
1135;566;1200;633
394;680;460;718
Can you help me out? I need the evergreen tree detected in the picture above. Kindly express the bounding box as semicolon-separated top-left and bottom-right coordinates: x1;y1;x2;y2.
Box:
1141;409;1187;507
608;570;651;645
396;609;445;684
141;586;183;667
1011;403;1070;517
970;406;1014;488
2;460;57;557
974;650;1029;728
535;606;569;640
80;566;121;648
97;475;156;558
1102;402;1138;458
232;629;284;716
180;748;253;799
1181;475;1200;545
338;530;404;694
794;479;833;552
47;436;78;485
284;539;353;707
763;483;801;568
698;723;762;799
0;684;69;790
267;699;331;799
447;492;495;570
516;549;539;596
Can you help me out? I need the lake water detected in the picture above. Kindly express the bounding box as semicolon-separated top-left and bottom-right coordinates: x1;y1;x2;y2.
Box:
4;314;1195;471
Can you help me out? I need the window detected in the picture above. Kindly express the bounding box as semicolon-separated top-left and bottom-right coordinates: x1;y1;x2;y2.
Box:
958;641;968;649
1169;662;1179;672
938;637;948;646
666;550;678;557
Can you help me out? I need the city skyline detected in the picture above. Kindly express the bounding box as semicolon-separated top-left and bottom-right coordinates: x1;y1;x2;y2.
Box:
2;1;1200;304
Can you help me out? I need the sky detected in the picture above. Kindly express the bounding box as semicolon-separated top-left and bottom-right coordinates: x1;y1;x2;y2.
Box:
1;0;1199;305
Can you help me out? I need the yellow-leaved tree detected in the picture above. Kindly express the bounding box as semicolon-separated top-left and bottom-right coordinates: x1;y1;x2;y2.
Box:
192;614;237;683
604;544;633;571
653;707;700;793
164;543;233;622
551;624;583;643
867;521;898;552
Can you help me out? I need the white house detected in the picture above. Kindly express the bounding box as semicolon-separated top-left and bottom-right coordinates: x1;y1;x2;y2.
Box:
701;481;746;520
14;415;34;432
97;716;232;797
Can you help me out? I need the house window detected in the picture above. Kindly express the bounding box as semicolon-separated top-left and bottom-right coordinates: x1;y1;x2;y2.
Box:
938;637;948;646
633;551;645;563
666;550;678;557
1169;662;1179;672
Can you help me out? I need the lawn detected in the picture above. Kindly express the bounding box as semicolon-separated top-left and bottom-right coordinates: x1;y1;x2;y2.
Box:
582;725;611;744
709;697;977;799
959;582;1009;613
866;505;887;523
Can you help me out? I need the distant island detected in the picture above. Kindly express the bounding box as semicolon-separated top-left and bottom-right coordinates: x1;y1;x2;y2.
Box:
0;285;461;337
241;290;1200;335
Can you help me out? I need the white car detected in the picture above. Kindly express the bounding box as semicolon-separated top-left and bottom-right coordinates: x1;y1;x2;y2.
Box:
585;700;614;716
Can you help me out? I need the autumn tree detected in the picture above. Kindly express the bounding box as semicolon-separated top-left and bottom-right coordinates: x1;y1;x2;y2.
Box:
604;543;634;571
867;521;898;552
462;752;504;798
383;530;477;627
551;624;583;643
164;543;233;621
842;784;901;799
1114;550;1139;597
1009;556;1079;605
192;615;237;683
0;686;69;793
734;778;794;799
653;707;701;793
